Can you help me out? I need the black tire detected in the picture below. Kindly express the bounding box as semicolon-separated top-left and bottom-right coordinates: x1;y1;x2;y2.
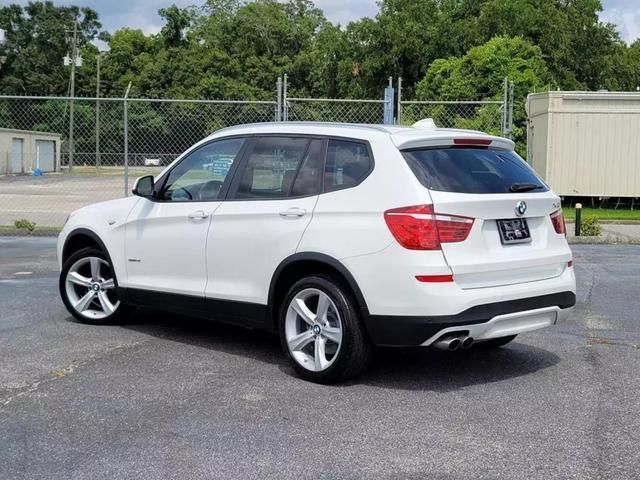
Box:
59;247;133;325
474;335;517;350
279;274;373;384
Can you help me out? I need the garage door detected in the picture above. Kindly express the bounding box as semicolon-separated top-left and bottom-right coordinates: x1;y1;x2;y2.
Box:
36;140;55;172
11;138;23;173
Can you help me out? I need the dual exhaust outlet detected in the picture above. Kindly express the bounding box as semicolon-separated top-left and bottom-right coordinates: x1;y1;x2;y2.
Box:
433;334;474;351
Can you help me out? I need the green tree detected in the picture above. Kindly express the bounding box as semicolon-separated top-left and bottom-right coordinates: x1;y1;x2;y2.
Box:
416;36;552;154
477;0;622;89
601;40;640;91
0;1;102;95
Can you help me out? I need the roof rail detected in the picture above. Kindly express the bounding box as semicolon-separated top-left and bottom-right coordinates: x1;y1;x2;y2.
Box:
213;121;392;135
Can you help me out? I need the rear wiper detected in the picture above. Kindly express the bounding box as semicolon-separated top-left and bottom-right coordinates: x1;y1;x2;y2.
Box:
509;182;543;193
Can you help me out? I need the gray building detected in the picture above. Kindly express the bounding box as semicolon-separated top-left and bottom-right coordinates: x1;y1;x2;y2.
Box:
0;128;61;175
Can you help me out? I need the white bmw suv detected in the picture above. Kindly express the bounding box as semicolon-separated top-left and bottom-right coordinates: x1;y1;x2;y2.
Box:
58;121;576;383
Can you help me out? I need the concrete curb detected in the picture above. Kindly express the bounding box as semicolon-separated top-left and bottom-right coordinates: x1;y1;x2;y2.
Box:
568;236;640;245
0;228;60;237
566;220;640;225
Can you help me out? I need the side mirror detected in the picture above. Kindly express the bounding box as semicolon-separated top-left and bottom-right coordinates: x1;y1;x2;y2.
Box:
132;175;155;198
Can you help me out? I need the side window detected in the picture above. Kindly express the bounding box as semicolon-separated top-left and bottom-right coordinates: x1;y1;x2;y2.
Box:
291;139;324;197
232;137;321;199
161;138;245;202
324;139;372;193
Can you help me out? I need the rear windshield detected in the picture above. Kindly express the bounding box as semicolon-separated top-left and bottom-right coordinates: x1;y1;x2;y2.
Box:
402;147;548;194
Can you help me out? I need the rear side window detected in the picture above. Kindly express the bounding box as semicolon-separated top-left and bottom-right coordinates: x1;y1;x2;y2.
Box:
324;139;372;193
232;137;312;199
402;147;548;194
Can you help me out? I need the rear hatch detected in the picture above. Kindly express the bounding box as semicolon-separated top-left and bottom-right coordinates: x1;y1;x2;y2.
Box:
401;141;570;289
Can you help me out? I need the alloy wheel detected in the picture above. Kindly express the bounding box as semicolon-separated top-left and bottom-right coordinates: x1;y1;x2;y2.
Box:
285;288;343;372
65;256;120;320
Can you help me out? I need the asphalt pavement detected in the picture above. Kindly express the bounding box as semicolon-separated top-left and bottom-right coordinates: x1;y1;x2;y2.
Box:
1;238;639;479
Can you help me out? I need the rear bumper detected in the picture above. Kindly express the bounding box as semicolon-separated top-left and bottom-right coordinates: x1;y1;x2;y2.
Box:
366;291;575;346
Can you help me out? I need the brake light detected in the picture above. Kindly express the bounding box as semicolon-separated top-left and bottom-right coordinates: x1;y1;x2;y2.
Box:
453;138;492;146
550;209;566;236
384;204;474;250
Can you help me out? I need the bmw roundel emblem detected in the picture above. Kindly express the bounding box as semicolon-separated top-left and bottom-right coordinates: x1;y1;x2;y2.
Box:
515;200;527;216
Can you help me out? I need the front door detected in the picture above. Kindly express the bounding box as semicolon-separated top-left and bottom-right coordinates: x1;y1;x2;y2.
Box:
124;137;247;297
206;136;324;307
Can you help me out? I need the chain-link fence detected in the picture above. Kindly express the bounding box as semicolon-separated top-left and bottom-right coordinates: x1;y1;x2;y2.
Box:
284;98;387;124
0;76;513;235
396;77;513;138
398;100;505;136
0;95;276;232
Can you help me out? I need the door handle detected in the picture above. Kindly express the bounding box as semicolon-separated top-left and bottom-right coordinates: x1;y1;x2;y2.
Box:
188;210;209;220
279;207;306;218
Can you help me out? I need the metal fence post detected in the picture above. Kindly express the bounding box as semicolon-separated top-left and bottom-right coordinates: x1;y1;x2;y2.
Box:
507;80;514;140
283;73;288;121
276;77;282;122
502;77;508;137
383;76;395;125
123;82;131;197
95;53;102;171
68;97;74;172
397;77;403;125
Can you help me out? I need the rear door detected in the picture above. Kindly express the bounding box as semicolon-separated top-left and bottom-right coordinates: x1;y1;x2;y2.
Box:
205;136;324;307
402;145;570;289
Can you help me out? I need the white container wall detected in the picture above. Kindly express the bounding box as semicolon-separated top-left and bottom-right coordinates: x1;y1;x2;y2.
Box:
527;92;640;198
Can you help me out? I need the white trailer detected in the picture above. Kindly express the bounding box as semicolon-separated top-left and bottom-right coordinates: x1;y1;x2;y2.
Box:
527;91;640;198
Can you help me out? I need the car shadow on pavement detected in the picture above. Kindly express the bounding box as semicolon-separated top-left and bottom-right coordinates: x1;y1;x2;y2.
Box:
358;344;560;392
122;308;287;365
120;309;560;392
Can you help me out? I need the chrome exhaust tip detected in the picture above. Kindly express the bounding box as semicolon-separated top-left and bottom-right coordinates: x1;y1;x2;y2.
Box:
461;336;474;350
433;336;462;351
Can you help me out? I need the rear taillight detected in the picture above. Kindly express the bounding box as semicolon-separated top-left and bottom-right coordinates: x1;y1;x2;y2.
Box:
384;204;474;250
550;209;566;236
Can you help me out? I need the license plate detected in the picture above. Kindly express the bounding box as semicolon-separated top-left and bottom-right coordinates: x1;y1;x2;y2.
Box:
497;218;531;244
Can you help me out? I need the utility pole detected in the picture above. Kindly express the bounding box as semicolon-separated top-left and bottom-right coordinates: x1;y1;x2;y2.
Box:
95;52;102;171
68;21;78;172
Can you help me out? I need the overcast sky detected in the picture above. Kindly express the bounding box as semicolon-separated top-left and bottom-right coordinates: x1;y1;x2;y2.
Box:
3;0;640;44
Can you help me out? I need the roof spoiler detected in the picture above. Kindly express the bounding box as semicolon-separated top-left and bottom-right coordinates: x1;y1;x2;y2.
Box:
412;118;437;129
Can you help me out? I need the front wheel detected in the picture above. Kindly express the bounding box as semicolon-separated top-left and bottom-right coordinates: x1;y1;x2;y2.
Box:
279;275;372;384
59;247;132;325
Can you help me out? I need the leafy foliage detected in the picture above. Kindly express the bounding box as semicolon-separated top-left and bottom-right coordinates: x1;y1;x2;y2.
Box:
580;216;602;236
14;218;36;233
416;36;552;153
0;1;101;95
0;0;636;106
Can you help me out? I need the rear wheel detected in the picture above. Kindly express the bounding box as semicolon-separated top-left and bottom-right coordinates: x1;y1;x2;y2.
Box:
475;335;517;350
279;275;372;383
60;247;132;325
